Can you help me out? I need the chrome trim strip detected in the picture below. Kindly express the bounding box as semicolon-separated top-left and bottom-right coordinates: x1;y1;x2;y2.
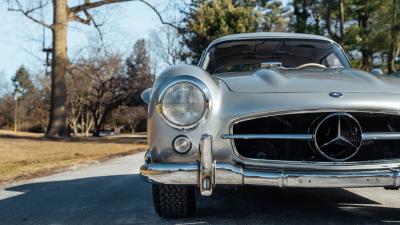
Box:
140;162;400;189
140;163;198;185
229;109;400;126
222;132;400;141
362;132;400;140
221;134;313;140
244;170;397;188
228;159;400;171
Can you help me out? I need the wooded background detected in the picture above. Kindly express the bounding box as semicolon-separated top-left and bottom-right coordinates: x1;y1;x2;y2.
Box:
1;0;399;137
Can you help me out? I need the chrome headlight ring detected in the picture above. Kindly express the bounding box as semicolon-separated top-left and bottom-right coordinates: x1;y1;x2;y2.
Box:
156;76;211;131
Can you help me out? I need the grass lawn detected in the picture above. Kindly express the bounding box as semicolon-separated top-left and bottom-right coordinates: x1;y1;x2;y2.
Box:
0;130;147;186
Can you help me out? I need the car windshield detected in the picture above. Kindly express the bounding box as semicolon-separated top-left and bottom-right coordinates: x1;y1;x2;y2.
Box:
205;39;351;74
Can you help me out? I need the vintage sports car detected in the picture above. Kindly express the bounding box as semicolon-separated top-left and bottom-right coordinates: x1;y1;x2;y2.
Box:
140;32;400;218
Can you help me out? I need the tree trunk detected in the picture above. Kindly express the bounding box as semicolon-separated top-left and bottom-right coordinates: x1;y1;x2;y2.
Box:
361;49;373;71
388;44;398;74
72;120;78;136
93;108;111;137
46;0;69;138
85;119;92;137
326;0;344;43
314;15;320;34
339;0;344;42
80;116;85;135
388;0;399;74
81;111;92;136
92;112;101;137
114;125;119;134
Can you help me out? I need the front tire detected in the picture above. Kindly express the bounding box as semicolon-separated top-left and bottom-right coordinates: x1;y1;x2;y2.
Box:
152;184;196;218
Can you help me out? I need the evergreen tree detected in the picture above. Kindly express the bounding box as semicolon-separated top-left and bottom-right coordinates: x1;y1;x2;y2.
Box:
180;0;288;63
290;0;325;34
345;0;387;70
11;66;34;97
180;0;257;63
126;39;154;106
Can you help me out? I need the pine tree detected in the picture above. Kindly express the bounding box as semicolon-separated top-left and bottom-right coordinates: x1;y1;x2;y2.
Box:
11;66;34;97
126;39;154;106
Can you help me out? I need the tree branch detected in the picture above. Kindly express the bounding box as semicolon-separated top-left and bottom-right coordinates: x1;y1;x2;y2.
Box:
136;0;180;30
68;9;93;25
69;0;133;13
92;17;105;47
8;0;52;29
69;0;180;30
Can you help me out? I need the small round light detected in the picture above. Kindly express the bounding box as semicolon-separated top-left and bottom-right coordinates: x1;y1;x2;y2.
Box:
173;136;192;154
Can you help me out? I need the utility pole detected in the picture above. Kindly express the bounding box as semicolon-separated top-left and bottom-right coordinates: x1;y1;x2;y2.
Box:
14;95;18;132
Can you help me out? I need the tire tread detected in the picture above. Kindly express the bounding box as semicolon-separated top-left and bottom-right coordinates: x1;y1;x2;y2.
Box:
152;184;196;218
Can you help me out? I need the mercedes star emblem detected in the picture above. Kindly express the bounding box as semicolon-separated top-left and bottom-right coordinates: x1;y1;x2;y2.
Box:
313;113;362;162
329;92;343;98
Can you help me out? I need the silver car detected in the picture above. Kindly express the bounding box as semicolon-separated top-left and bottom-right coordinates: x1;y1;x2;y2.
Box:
140;32;400;218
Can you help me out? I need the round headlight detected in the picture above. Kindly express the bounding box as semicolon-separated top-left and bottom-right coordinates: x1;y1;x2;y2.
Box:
160;81;208;128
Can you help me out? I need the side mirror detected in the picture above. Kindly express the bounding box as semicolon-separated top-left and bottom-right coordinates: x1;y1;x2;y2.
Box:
370;68;384;76
141;88;152;104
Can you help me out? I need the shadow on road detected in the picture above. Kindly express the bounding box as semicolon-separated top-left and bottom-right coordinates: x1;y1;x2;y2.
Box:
0;174;399;225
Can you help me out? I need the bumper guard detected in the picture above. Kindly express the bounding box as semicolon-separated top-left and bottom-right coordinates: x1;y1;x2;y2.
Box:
140;134;400;196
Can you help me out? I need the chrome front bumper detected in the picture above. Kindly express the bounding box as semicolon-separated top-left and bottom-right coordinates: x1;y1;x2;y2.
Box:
140;134;400;196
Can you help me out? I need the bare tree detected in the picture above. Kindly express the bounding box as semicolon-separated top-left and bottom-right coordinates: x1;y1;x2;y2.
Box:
89;54;127;136
66;69;86;136
114;106;146;134
8;0;179;138
29;76;50;132
148;26;181;70
0;95;15;129
68;51;128;136
30;103;50;132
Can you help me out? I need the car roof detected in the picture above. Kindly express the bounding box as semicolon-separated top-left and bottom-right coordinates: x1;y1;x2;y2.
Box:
209;32;334;47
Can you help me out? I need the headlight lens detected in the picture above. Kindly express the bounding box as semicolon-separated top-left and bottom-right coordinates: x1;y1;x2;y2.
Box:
160;82;208;127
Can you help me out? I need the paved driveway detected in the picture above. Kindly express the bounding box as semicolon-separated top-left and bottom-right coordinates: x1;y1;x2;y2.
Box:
1;152;400;225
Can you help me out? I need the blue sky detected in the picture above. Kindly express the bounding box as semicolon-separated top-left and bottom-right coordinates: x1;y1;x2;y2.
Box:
0;0;291;95
0;0;175;94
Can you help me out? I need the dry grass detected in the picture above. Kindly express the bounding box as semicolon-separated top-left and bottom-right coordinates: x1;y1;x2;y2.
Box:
0;130;147;186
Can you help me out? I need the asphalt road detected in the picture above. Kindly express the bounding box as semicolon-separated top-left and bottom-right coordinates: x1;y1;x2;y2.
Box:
1;152;400;225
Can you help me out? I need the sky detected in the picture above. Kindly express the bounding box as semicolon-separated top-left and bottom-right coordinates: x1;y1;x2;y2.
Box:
0;0;176;94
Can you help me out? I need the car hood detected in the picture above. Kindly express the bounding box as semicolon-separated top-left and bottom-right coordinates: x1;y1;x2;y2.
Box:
215;69;400;93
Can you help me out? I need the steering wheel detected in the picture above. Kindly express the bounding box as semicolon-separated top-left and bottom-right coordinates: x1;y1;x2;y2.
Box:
296;63;327;69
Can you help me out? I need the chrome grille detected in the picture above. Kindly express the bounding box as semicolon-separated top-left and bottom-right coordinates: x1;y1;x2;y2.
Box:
226;112;400;162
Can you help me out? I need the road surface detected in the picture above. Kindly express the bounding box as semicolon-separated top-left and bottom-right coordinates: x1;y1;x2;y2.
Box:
1;152;400;225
